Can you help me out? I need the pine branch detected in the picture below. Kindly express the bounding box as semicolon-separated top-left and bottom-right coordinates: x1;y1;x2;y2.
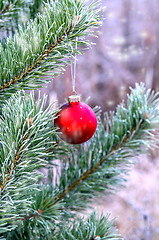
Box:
0;0;102;108
0;91;59;234
3;211;122;240
40;83;159;215
51;124;137;207
1;83;158;238
4;83;159;233
55;211;122;240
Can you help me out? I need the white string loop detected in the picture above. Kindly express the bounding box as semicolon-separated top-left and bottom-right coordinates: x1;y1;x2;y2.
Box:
71;37;78;94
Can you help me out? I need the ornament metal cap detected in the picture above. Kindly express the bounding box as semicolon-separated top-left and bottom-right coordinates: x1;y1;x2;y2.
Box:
68;95;80;104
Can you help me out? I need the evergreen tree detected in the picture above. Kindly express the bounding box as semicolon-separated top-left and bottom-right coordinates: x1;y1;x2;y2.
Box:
0;0;159;239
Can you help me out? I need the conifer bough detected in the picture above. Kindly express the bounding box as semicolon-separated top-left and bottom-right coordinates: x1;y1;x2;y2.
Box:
0;83;159;239
0;0;102;107
1;0;159;239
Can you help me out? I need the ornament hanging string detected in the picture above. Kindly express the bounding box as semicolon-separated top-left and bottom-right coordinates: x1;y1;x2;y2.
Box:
71;37;78;94
55;38;97;144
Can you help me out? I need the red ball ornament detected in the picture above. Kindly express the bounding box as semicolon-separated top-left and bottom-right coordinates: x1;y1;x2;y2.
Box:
54;95;97;144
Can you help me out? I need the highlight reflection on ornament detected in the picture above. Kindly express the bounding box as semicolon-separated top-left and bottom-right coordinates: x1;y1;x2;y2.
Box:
54;95;97;144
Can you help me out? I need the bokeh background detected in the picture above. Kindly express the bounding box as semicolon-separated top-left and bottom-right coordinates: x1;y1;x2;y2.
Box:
46;0;159;110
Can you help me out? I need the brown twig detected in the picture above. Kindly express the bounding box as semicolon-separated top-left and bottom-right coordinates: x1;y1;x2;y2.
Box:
0;134;27;193
0;3;10;16
0;115;33;193
4;122;142;222
37;120;143;215
0;26;72;91
48;126;137;208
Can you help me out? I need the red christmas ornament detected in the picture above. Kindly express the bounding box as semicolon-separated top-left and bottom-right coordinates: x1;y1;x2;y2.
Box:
54;95;97;144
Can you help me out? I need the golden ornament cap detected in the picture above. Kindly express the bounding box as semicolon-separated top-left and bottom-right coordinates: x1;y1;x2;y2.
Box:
68;95;80;104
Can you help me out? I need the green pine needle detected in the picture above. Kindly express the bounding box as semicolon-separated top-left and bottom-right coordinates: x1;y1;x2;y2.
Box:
1;83;159;238
0;0;102;107
55;211;122;240
48;83;159;214
0;91;58;234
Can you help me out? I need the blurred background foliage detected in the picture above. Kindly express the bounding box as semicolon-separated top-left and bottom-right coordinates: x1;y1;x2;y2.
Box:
53;0;159;112
46;0;158;112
